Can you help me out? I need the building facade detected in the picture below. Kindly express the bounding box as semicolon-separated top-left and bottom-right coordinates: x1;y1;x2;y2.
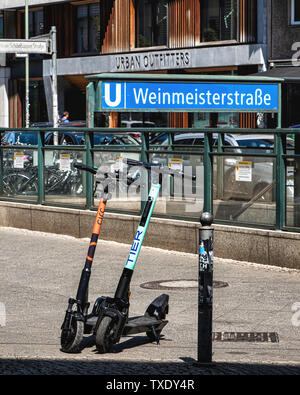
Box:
265;0;300;128
0;0;266;128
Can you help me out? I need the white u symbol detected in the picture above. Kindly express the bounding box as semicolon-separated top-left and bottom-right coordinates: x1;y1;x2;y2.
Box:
104;83;122;107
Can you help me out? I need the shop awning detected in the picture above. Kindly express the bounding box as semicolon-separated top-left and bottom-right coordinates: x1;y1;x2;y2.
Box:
252;66;300;81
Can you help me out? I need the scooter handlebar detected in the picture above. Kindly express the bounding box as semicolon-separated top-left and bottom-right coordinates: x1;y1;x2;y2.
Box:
123;158;196;180
74;162;98;174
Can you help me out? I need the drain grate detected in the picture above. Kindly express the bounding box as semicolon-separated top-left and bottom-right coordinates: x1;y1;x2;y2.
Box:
213;332;279;343
140;279;229;290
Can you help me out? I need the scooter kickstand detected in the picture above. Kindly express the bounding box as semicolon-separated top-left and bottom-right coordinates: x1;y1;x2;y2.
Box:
150;326;160;345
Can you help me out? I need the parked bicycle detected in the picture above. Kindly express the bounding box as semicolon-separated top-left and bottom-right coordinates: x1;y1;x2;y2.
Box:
2;161;83;197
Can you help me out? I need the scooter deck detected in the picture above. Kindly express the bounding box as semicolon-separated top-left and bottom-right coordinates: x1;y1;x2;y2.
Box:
84;315;168;336
122;316;168;336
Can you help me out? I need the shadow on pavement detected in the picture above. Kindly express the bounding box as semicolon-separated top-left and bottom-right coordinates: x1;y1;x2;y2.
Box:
0;358;299;375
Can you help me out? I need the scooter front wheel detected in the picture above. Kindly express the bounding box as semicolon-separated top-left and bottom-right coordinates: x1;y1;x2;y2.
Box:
95;316;117;353
61;317;84;353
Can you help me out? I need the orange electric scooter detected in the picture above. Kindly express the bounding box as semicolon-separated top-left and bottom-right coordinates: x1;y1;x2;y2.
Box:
60;162;112;353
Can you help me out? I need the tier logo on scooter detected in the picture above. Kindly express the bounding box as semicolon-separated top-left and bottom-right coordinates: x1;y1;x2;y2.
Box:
102;82;125;109
126;229;143;269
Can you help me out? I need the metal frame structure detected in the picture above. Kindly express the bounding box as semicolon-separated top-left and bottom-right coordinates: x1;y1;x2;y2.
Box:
0;73;299;232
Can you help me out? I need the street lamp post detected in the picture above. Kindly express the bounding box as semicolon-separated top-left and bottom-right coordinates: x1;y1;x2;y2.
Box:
51;26;59;145
25;0;30;128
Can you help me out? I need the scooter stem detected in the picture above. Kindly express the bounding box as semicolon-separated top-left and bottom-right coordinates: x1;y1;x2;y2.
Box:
113;183;161;302
76;198;107;306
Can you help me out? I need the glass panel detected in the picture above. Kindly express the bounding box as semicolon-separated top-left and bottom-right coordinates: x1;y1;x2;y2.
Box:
149;153;204;219
0;149;38;202
77;5;89;53
28;10;44;38
1;131;38;146
201;0;237;42
76;3;100;53
89;3;100;52
34;10;44;36
213;156;276;225
44;150;86;206
29;81;48;124
93;151;141;214
136;0;168;47
295;0;300;22
121;112;168;145
29;12;34;37
0;14;4;39
233;134;275;159
193;112;239;129
286;158;300;228
93;133;140;146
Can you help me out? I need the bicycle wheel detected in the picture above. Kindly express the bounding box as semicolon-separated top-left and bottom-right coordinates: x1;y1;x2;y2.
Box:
95;316;117;353
61;317;84;353
3;173;37;196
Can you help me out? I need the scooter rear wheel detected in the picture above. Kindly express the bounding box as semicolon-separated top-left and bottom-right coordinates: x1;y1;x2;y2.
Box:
61;318;84;353
95;316;116;353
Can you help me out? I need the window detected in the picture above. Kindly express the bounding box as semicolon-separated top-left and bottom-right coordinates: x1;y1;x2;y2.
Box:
135;0;168;48
291;0;300;24
201;0;237;42
0;13;4;39
76;2;100;54
29;80;48;123
20;9;44;38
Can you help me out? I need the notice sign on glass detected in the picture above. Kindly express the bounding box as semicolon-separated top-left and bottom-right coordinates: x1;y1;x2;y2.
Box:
235;161;252;182
168;158;183;172
60;154;71;171
101;81;279;112
14;153;24;169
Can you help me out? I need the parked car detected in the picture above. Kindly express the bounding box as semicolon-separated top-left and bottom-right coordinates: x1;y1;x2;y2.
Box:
149;132;168;145
93;133;140;146
30;120;86;128
233;134;295;155
121;120;156;142
2;120;87;146
2;130;83;146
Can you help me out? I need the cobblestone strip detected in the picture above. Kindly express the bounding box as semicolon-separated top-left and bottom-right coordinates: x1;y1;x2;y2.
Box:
0;359;300;375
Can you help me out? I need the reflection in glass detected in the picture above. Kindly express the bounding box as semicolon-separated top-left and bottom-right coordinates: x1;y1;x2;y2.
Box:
93;151;141;214
213;156;276;225
201;0;237;42
149;153;204;219
76;3;100;53
44;151;85;205
286;158;300;228
136;0;168;48
0;149;38;201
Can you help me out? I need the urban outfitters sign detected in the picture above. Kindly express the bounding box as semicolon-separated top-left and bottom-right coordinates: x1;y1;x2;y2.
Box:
114;51;190;71
101;81;279;112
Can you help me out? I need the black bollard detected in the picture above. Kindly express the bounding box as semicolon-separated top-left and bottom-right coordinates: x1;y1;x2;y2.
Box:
197;212;214;364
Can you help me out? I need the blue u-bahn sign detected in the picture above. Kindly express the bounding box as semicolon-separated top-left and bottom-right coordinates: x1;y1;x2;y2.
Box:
101;81;279;112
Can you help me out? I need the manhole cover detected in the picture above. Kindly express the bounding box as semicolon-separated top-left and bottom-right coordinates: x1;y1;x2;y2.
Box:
140;279;229;290
213;332;279;343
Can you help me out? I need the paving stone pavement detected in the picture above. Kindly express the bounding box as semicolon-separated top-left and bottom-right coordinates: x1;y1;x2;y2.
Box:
0;227;300;376
0;358;300;375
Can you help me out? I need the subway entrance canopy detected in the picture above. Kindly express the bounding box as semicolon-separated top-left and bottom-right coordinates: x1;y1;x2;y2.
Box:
84;73;290;228
85;73;283;117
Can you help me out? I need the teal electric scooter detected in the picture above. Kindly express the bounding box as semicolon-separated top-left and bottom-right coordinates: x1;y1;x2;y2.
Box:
91;158;195;353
